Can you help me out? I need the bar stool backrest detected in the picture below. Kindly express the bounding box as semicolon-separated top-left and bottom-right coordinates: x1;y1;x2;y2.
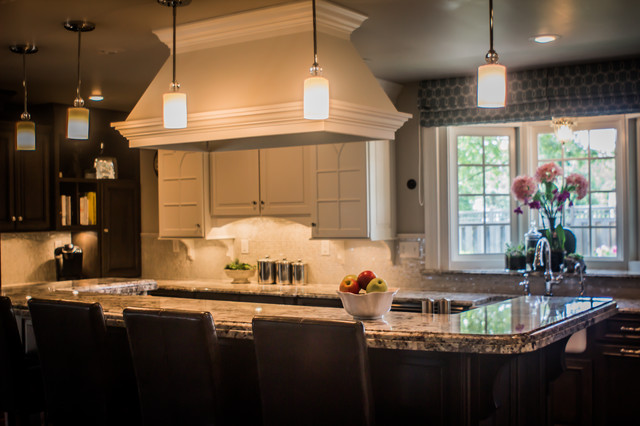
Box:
123;307;223;426
252;316;375;426
27;298;110;426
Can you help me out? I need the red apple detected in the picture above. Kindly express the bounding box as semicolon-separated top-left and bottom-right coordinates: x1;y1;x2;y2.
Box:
339;277;360;294
366;277;388;293
342;274;358;283
357;270;376;291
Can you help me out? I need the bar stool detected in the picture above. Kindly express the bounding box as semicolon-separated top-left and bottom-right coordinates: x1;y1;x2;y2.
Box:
252;316;375;426
27;298;116;426
123;308;223;426
0;296;44;426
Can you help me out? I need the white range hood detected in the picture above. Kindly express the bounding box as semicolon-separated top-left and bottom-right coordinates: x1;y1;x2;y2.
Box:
112;0;411;152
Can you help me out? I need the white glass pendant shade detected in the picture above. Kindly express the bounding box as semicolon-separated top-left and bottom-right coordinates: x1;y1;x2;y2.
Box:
477;63;506;108
67;106;90;139
304;76;329;120
555;123;573;143
163;92;187;129
15;120;36;151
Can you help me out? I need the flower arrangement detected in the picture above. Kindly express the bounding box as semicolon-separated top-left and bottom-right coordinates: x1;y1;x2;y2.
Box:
511;162;589;251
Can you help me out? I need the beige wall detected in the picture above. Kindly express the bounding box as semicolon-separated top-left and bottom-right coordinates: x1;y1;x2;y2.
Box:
394;82;424;234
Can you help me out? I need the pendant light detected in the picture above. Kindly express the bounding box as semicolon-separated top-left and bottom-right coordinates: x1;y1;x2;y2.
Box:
477;0;506;108
10;44;38;151
304;0;329;120
65;21;95;140
159;0;190;129
552;118;575;145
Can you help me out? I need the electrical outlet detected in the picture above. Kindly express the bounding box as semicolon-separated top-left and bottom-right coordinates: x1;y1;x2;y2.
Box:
241;239;249;254
398;241;420;259
321;240;330;256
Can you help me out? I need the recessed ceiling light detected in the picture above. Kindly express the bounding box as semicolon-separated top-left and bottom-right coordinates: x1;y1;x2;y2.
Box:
89;95;104;101
532;34;560;44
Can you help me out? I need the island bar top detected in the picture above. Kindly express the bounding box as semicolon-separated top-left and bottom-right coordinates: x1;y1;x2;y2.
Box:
1;281;616;354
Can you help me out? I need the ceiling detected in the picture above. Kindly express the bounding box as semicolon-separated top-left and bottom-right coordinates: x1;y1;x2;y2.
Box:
1;0;640;112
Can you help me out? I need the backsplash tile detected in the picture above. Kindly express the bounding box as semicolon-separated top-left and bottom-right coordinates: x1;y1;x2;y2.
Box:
141;217;425;286
1;232;71;285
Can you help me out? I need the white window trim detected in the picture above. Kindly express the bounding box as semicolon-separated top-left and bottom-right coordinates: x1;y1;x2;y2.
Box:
423;114;635;272
446;126;517;270
523;116;628;270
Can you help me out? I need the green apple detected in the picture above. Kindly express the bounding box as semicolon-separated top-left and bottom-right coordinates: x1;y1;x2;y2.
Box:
366;277;388;293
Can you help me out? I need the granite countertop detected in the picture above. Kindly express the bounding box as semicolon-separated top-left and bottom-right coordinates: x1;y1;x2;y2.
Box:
155;280;508;307
1;279;616;355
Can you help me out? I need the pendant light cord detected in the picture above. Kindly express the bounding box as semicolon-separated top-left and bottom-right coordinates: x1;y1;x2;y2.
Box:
489;0;494;53
312;0;318;68
172;3;178;88
22;52;29;118
76;29;82;101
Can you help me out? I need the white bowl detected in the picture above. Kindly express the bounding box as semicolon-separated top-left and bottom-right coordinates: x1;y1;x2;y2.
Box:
224;269;255;284
336;288;398;320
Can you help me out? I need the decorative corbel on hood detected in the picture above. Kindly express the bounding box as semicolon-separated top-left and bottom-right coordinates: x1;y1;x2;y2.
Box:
112;0;411;152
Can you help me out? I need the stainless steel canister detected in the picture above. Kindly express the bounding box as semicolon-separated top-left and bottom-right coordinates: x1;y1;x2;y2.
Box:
257;256;276;284
275;258;292;285
291;259;307;285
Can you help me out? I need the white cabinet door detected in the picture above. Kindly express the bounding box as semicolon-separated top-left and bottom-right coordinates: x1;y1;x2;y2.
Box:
210;146;312;217
260;146;313;216
210;150;260;216
312;141;395;240
158;150;207;238
312;142;369;238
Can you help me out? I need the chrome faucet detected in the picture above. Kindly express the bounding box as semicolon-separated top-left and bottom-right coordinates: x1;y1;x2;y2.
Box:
533;237;563;296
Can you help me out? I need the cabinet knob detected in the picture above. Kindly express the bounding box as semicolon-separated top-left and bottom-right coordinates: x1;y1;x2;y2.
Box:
196;224;201;228
260;200;264;205
104;228;109;233
18;216;23;222
311;222;317;227
252;201;257;205
11;216;16;222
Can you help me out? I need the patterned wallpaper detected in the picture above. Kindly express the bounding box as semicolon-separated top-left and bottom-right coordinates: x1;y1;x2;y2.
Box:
418;58;640;127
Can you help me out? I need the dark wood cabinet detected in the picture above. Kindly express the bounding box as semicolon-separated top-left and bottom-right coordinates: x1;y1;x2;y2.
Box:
62;179;141;278
592;313;640;425
100;180;140;277
546;313;640;425
0;122;50;232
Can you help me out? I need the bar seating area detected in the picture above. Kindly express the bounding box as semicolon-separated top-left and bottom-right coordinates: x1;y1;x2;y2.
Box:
1;296;375;426
0;297;44;426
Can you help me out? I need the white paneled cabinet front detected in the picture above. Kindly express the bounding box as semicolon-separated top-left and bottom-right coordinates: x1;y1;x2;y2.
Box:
210;146;313;217
158;150;209;238
311;141;395;240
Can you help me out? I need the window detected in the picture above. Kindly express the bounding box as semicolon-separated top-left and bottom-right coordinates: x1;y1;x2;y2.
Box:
448;127;516;268
443;116;627;270
532;117;625;263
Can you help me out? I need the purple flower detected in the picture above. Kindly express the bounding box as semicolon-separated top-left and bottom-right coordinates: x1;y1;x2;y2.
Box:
528;200;541;209
514;206;524;215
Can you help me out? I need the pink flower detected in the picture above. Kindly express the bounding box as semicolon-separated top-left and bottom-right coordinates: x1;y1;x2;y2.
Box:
566;173;589;200
535;162;563;183
511;175;538;202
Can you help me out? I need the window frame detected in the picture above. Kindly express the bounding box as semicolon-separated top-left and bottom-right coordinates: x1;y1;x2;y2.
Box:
446;126;518;270
524;116;628;270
